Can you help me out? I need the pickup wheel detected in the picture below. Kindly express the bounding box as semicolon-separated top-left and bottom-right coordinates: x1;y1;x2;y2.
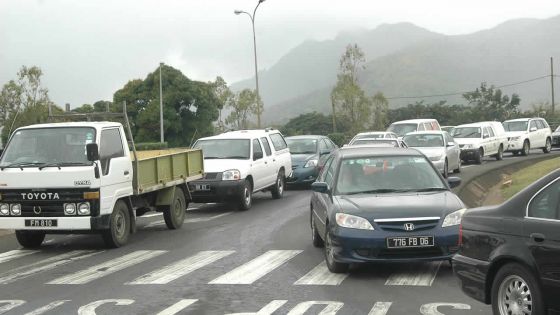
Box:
163;187;186;230
543;138;552;153
102;200;130;248
237;180;252;211
271;170;285;199
475;148;483;164
15;231;45;248
521;140;530;156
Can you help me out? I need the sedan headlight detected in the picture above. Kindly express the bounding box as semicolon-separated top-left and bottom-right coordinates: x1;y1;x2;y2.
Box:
10;204;21;216
64;203;76;215
304;159;318;168
335;213;374;230
77;202;91;215
442;208;466;227
0;204;9;216
429;155;444;162
222;169;241;181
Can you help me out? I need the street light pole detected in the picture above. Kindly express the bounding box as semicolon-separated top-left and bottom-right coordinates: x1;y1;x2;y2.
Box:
235;0;265;128
159;62;164;143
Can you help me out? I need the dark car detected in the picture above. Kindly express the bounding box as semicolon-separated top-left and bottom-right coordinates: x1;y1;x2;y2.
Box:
453;169;560;315
286;135;337;185
310;146;464;273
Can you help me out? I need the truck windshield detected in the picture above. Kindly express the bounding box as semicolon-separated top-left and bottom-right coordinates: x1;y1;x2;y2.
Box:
452;127;481;138
194;139;250;159
503;121;528;132
0;127;95;168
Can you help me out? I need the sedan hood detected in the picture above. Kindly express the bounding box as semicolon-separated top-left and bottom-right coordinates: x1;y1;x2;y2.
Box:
505;131;527;137
410;147;445;158
291;154;317;166
335;191;464;221
454;138;481;146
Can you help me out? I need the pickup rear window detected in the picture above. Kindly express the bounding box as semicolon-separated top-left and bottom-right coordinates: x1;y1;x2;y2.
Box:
269;133;288;151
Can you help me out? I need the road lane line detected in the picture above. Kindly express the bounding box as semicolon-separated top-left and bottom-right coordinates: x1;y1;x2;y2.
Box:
144;220;165;228
0;250;38;264
384;261;442;286
156;299;198;315
368;302;392;315
185;212;233;223
24;300;70;315
0;250;101;284
209;250;302;284
141;213;162;218
47;250;166;285
128;251;235;285
294;261;348;285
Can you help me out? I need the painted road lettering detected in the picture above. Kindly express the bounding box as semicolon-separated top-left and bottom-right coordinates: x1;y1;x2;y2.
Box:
77;299;134;315
0;300;25;315
420;303;471;315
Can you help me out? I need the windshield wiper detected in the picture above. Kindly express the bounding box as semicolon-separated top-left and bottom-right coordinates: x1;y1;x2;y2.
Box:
346;188;409;195
38;162;90;170
409;187;448;192
0;162;45;170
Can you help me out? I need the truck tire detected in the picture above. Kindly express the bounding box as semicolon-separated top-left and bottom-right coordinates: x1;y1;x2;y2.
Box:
163;187;186;230
102;200;130;248
271;170;285;199
15;231;45;248
237;180;252;211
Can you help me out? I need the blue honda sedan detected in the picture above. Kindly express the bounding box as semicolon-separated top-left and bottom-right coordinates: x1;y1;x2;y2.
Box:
310;146;466;273
286;135;337;186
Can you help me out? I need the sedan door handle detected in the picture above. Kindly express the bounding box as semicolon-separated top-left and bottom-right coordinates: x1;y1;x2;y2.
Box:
124;170;130;176
530;233;545;242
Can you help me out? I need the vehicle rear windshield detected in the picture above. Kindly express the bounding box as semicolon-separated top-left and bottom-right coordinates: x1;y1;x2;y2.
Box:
0;127;95;167
387;123;417;137
503;121;528;132
286;138;318;154
352;139;398;147
451;127;481;138
403;134;444;147
335;155;446;195
355;133;384;140
194;139;250;159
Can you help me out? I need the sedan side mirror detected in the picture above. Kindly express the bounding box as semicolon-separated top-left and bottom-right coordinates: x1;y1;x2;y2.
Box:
86;143;100;161
311;181;330;194
447;177;462;189
447;142;455;147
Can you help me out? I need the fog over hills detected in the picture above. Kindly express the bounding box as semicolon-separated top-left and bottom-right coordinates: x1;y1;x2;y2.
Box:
232;16;560;124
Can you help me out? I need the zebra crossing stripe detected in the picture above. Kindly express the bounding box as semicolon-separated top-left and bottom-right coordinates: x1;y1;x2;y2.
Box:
0;250;39;264
128;251;235;285
294;261;348;285
47;250;166;285
209;250;303;285
23;300;70;315
0;250;100;284
384;261;442;286
156;299;198;315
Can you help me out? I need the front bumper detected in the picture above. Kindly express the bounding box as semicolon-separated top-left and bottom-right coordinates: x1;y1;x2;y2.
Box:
431;159;445;173
188;179;245;203
328;225;460;263
286;167;319;185
452;254;491;304
506;139;524;151
460;149;479;161
0;216;92;230
552;135;560;146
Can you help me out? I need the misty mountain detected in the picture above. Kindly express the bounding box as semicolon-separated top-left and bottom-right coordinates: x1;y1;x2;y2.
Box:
233;16;560;125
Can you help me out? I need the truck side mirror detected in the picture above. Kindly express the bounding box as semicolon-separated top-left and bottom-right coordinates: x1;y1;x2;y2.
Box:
86;143;100;161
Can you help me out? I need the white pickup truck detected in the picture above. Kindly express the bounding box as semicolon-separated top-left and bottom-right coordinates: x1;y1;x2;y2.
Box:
0;112;203;248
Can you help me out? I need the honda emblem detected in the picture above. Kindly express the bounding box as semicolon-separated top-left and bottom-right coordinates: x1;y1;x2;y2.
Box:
404;223;415;231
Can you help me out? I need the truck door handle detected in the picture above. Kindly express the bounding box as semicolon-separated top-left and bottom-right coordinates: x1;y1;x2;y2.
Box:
530;233;545;242
124;170;130;176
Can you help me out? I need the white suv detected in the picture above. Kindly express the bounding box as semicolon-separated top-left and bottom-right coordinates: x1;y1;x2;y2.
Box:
503;118;552;155
190;129;292;210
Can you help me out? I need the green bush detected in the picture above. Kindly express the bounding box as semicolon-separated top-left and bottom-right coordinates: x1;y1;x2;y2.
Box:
328;132;351;147
134;142;169;151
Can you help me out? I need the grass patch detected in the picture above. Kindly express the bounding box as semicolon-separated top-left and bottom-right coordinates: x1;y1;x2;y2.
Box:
502;157;560;200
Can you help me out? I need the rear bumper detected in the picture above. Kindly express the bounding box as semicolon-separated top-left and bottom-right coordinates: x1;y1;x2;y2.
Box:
452;254;491;304
506;139;525;151
188;179;245;203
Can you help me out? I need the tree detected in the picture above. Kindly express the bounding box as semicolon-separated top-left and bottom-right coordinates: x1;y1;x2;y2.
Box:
211;76;233;133
463;82;521;121
73;104;94;113
331;44;372;133
281;112;333;136
371;92;389;130
225;89;258;130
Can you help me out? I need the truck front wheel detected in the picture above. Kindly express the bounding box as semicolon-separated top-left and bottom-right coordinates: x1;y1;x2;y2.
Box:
15;231;45;248
237;180;252;211
102;200;130;248
163;187;186;230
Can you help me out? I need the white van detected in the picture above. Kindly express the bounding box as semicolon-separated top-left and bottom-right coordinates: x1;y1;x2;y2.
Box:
387;119;441;139
452;122;507;163
503;118;552;155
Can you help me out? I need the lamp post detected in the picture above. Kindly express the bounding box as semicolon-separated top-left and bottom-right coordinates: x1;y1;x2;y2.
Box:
235;0;265;128
159;62;164;143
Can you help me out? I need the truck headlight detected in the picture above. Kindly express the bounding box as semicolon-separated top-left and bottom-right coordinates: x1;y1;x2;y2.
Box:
462;144;474;149
442;208;466;227
64;203;76;215
10;204;21;216
77;202;91;215
510;136;521;141
222;169;241;181
0;204;9;216
304;159;318;168
335;213;374;230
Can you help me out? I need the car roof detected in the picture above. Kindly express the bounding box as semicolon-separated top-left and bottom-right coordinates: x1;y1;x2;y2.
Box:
404;131;446;136
198;129;280;140
455;122;488;128
355;131;391;136
504;118;539;122
17;121;121;130
338;146;421;159
390;119;437;124
285;135;324;139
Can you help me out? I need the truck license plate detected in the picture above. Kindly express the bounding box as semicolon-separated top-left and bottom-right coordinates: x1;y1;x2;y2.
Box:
386;236;434;248
25;219;58;227
195;184;211;191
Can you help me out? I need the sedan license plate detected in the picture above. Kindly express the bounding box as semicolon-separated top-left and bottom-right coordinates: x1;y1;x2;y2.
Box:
195;184;211;191
25;219;58;227
387;236;434;248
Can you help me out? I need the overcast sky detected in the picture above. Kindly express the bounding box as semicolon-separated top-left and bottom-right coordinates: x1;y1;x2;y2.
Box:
1;0;559;107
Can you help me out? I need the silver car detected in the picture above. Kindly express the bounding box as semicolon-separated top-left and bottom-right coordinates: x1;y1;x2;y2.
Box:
403;131;461;177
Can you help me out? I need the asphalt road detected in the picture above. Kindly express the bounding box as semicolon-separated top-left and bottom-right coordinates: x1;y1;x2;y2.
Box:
0;148;559;315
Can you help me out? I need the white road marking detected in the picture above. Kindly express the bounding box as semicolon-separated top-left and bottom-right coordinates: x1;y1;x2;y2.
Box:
294;261;348;285
186;207;199;211
144;212;233;228
144;220;165;228
156;299;198;315
420;303;471;315
128;250;235;285
460;165;475;169
368;302;393;315
287;301;344;315
384;262;442;286
209;250;302;285
24;300;70;315
0;250;101;284
78;299;134;315
48;250;166;285
0;300;25;314
141;213;162;218
0;250;38;264
225;300;288;315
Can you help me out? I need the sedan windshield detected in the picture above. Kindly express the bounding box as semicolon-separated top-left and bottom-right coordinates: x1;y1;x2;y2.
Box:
354;133;384;140
452;127;481;138
503;121;528;132
286;138;318;154
335;155;446;195
352;139;399;147
387;123;417;137
0;127;95;168
403;134;444;147
194;139;250;159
